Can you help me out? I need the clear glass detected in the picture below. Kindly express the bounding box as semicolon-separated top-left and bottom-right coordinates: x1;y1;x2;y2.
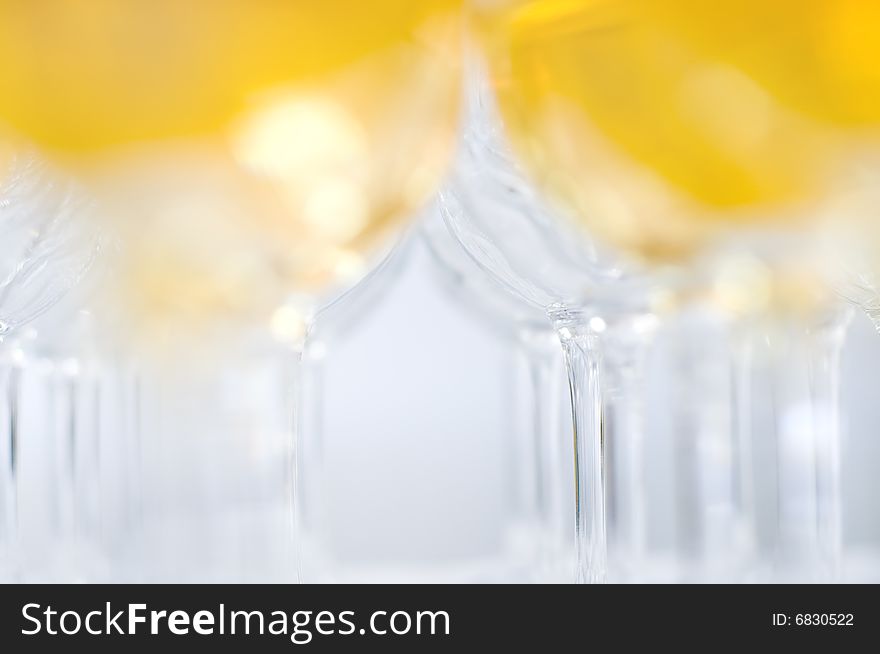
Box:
0;3;464;583
552;312;605;583
440;76;660;582
467;0;880;584
14;230;419;582
441;66;818;583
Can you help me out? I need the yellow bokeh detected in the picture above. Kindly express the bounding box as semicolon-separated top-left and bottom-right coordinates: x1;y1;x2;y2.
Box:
476;0;880;260
0;0;461;151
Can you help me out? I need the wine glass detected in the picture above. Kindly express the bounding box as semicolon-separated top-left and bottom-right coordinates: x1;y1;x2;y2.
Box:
454;0;880;581
441;79;666;582
0;0;464;580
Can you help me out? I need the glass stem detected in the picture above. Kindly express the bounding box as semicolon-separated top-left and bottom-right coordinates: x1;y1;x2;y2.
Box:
553;307;618;584
288;344;306;583
54;361;105;581
666;309;744;580
553;307;657;584
730;328;758;578
49;366;77;576
0;346;20;580
744;305;851;580
805;304;852;578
